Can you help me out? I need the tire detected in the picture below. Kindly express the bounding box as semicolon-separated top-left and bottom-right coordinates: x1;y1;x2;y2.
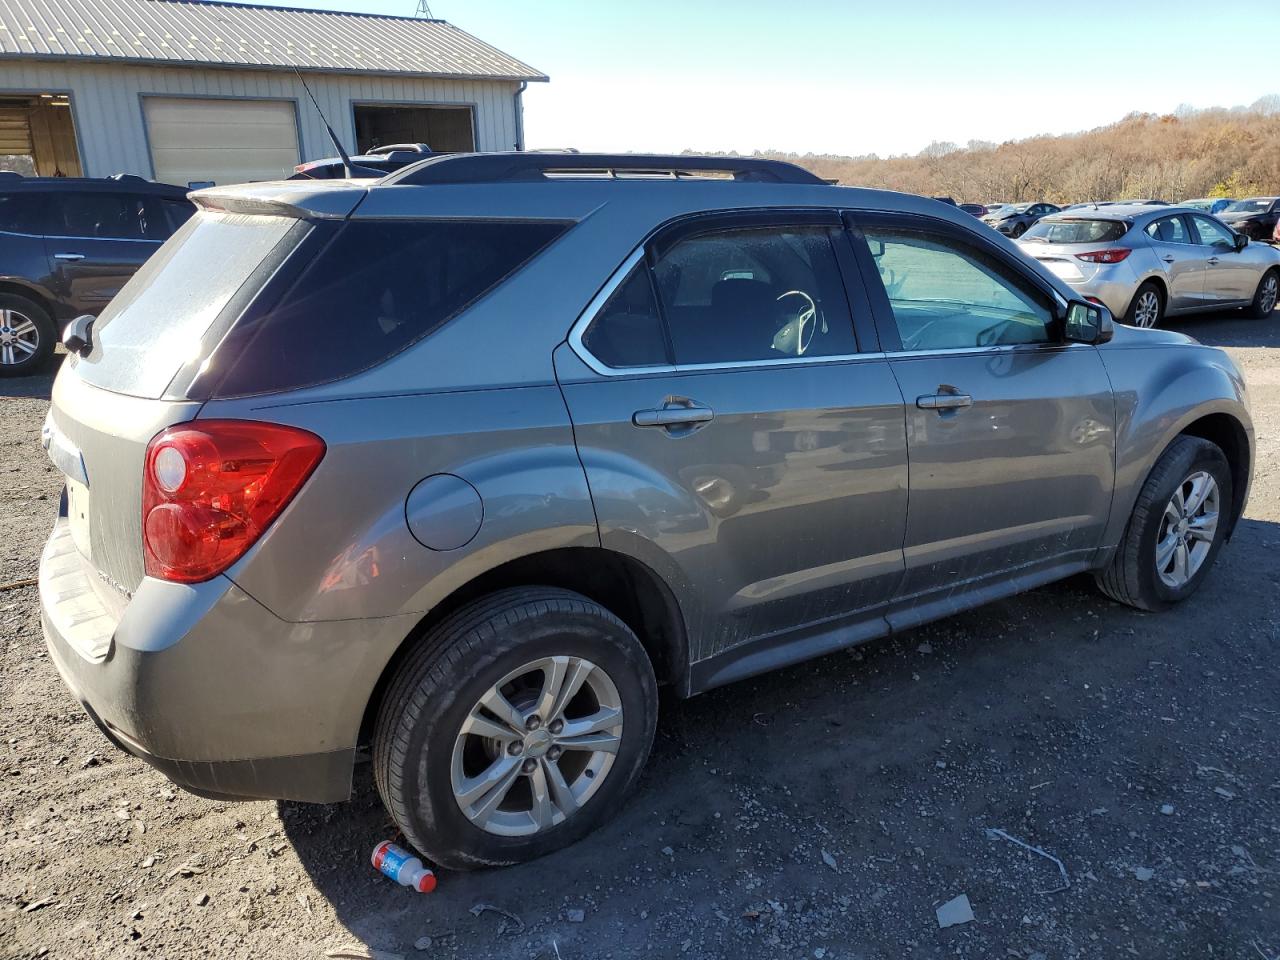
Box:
1011;223;1027;238
1245;268;1278;319
373;587;658;871
0;293;55;377
1094;436;1232;612
1124;281;1164;329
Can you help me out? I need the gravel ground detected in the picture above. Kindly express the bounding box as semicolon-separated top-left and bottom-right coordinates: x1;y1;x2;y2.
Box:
3;312;1279;960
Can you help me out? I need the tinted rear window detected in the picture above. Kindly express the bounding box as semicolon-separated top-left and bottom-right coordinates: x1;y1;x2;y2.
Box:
209;219;567;397
73;212;300;397
1022;219;1128;244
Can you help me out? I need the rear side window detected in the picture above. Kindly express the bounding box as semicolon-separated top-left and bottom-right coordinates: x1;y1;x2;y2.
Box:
1025;219;1128;244
580;263;669;368
1144;216;1189;244
211;219;567;396
0;193;45;234
651;226;857;365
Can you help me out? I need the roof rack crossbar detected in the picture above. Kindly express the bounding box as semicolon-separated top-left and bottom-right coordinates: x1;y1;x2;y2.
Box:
385;152;826;187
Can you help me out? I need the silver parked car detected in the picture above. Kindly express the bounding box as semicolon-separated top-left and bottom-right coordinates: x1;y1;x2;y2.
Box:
40;154;1254;870
1018;204;1280;327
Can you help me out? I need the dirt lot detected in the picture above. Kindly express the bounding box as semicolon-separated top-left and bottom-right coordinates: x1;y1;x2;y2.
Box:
3;312;1279;960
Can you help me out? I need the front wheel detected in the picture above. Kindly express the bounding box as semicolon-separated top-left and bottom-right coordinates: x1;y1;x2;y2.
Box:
373;587;658;870
1124;282;1164;329
1094;436;1232;611
1245;269;1278;319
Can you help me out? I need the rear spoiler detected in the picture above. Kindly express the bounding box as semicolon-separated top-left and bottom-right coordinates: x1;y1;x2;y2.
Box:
189;181;368;220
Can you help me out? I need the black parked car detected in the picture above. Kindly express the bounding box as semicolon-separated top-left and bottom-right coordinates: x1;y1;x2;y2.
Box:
290;143;433;180
1217;197;1280;241
0;175;194;376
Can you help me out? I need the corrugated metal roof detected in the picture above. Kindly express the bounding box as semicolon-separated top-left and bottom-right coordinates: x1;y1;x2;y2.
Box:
0;0;547;81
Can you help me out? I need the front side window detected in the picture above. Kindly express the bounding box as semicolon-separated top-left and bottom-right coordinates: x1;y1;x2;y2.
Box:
859;225;1054;351
651;226;857;365
580;262;668;368
1145;216;1190;244
1191;215;1236;247
54;193;154;239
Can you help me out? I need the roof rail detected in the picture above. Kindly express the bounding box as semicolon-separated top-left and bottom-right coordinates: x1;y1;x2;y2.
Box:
384;152;826;187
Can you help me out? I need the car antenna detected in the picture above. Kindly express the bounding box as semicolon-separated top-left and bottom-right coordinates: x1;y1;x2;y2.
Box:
291;66;360;179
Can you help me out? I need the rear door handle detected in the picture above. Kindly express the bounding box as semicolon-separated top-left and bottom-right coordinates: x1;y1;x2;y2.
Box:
1161;255;1175;264
1207;256;1220;265
917;393;973;411
53;252;85;261
633;400;715;429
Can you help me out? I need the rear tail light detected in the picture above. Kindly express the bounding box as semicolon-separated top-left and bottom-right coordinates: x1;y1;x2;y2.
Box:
143;420;325;583
1074;248;1132;264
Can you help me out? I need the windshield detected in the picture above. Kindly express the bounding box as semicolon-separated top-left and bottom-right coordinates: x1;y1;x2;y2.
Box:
1224;198;1274;214
1021;218;1128;244
1000;204;1031;216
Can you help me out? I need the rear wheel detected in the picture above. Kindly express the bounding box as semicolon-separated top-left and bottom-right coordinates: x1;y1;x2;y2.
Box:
1245;268;1278;319
373;587;658;870
1094;436;1231;611
1010;223;1027;238
0;293;55;377
1124;282;1164;329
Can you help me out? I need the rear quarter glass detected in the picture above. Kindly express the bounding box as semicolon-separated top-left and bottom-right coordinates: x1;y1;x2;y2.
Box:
70;212;300;399
202;218;569;398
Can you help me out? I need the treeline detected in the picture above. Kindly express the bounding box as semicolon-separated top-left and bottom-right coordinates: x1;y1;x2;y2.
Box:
744;98;1280;204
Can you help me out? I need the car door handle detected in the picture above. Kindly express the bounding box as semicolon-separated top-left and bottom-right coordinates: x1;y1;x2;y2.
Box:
1161;255;1176;264
1207;256;1220;265
917;393;973;410
53;252;85;261
633;400;715;429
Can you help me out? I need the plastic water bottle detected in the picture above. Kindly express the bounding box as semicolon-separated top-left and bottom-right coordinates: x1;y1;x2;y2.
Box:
371;841;437;893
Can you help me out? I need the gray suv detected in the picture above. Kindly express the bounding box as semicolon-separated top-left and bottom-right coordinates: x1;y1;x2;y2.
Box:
39;154;1254;870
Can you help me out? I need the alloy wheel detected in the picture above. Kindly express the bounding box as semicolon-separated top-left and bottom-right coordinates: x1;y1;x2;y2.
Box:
1154;470;1219;588
1132;291;1160;328
450;655;623;837
0;309;39;366
1261;274;1278;315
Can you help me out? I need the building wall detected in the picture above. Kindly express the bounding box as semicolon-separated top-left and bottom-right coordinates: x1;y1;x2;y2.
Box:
0;59;522;178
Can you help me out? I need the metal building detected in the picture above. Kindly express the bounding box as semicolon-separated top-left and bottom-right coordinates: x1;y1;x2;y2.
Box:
0;0;546;185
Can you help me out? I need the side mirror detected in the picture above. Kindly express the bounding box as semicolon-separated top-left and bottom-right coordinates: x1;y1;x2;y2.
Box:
1063;300;1113;345
1233;232;1249;251
62;314;95;357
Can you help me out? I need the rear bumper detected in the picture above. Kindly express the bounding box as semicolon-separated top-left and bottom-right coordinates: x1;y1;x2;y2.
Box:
39;517;416;802
1057;269;1138;319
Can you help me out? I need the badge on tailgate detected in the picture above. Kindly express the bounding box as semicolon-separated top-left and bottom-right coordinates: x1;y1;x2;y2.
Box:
41;411;88;486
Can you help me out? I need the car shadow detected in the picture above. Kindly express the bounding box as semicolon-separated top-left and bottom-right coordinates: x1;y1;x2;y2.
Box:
281;511;1280;958
1165;305;1280;348
0;367;56;400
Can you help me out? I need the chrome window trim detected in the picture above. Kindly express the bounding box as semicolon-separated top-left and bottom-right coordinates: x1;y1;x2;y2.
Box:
0;227;162;244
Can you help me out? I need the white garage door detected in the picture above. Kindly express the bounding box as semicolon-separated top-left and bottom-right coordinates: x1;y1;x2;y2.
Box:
144;97;300;187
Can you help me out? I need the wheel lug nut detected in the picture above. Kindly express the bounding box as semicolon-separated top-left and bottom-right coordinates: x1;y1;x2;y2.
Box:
521;758;537;774
525;715;542;731
549;719;564;735
507;741;523;756
547;746;562;761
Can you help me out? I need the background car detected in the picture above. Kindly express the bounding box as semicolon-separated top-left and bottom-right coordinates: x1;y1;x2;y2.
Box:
1017;205;1280;327
1217;197;1280;241
958;203;987;217
0;175;193;376
982;201;1060;237
1181;197;1235;215
290;143;434;180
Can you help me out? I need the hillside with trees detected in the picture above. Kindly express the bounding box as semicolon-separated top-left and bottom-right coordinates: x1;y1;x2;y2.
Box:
754;97;1280;204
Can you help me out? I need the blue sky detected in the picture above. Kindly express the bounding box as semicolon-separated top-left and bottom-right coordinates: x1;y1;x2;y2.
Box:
244;0;1278;156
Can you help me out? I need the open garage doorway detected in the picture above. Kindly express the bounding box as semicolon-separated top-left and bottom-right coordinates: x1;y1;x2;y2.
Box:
0;93;82;177
353;103;475;154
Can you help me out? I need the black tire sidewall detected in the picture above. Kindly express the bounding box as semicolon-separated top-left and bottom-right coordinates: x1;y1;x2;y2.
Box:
393;599;657;870
1135;442;1232;607
0;293;55;376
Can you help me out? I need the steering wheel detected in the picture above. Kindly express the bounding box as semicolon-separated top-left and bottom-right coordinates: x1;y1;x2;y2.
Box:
774;290;820;355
